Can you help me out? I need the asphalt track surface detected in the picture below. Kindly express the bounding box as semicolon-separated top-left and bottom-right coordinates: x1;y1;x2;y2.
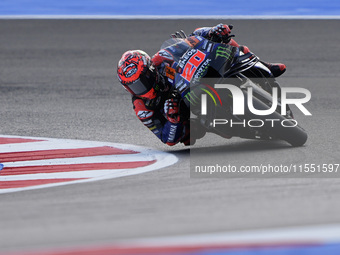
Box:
0;19;340;252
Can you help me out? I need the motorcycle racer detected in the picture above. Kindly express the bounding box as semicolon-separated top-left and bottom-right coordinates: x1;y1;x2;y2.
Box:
116;24;286;146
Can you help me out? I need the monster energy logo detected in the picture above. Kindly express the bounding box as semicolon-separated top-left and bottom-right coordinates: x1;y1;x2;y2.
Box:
215;46;232;60
184;91;200;106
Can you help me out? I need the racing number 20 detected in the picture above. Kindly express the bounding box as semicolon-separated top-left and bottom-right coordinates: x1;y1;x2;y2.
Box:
181;50;206;82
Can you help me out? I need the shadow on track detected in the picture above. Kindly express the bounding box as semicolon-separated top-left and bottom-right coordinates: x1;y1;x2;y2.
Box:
168;139;298;157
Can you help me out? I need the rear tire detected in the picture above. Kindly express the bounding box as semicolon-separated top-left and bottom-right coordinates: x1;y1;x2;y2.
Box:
242;90;308;147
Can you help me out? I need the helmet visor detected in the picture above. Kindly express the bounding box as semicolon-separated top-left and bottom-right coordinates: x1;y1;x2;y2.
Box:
125;68;157;96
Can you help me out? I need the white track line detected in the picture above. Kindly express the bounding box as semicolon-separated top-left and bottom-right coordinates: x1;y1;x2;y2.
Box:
114;224;340;247
4;154;157;167
0;135;136;153
0;15;340;20
0;140;105;153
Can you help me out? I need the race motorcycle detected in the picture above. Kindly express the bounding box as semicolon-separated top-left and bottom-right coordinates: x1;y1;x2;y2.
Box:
161;31;308;147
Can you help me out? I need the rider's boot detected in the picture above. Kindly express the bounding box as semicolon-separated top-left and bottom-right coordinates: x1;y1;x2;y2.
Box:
236;43;287;78
260;61;286;77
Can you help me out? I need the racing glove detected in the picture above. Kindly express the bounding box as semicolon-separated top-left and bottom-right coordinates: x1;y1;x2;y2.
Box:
209;23;233;43
164;98;180;124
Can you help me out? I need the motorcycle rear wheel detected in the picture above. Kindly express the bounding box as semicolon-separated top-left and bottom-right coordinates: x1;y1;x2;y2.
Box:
242;90;308;147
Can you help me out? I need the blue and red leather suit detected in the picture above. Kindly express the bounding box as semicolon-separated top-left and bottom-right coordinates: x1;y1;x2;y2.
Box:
132;95;189;146
132;26;244;146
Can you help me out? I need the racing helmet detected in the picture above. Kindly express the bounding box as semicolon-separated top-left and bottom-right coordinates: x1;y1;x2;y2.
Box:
117;50;158;99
